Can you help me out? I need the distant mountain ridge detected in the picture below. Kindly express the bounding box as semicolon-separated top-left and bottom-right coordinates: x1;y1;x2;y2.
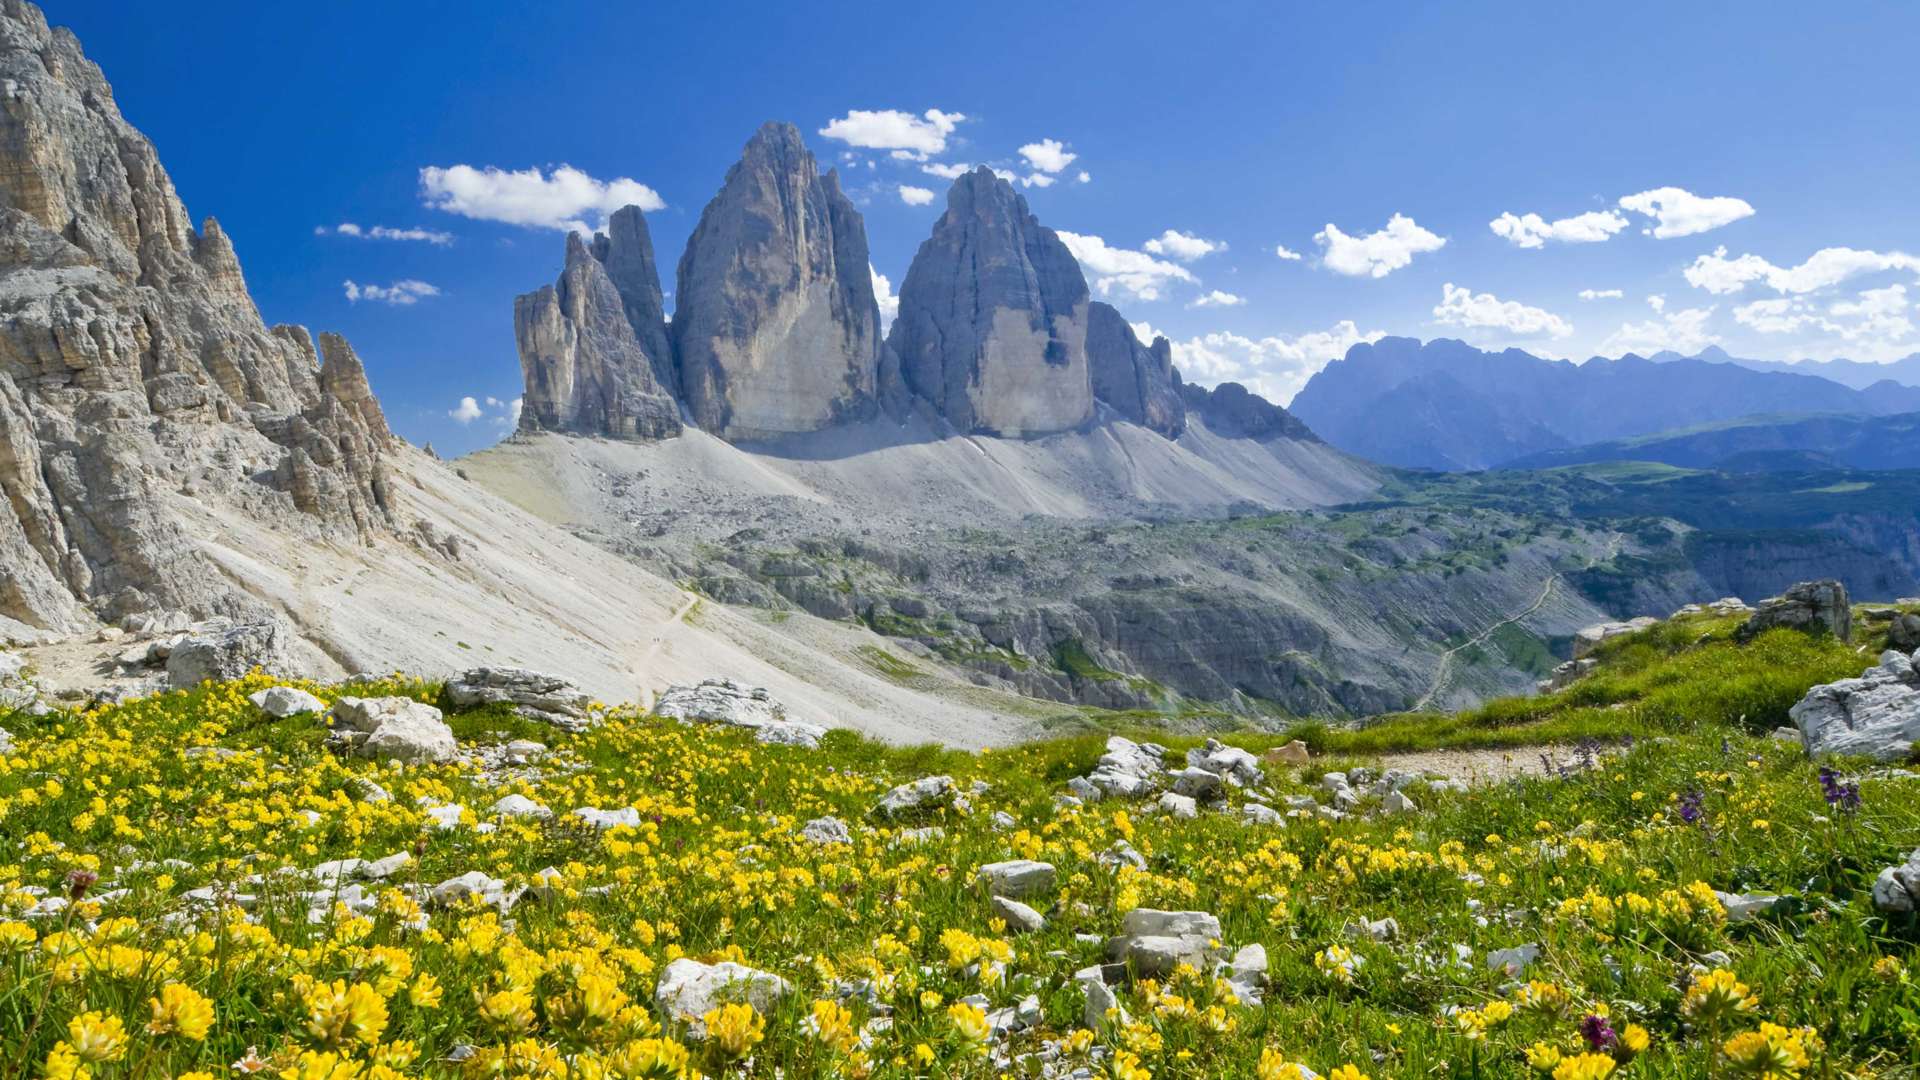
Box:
1655;345;1920;392
1289;337;1920;471
1503;411;1920;473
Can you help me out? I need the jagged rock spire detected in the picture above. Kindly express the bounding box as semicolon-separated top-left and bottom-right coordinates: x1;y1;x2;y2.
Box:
672;121;883;441
1087;302;1185;437
887;167;1094;437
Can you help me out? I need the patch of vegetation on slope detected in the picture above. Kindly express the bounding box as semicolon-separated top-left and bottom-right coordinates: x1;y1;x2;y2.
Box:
1;612;1917;1078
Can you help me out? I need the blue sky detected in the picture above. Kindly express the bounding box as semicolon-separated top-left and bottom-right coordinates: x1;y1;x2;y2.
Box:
55;1;1920;455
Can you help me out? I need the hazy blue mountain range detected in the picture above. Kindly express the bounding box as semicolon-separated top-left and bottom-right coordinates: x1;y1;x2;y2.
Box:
1289;337;1920;471
1655;346;1920;391
1502;411;1920;473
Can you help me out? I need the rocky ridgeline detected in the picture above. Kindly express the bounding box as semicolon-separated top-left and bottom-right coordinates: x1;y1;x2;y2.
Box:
512;128;1314;448
0;1;396;639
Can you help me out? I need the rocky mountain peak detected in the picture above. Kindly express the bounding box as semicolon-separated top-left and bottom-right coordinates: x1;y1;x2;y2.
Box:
0;0;395;635
515;216;680;441
671;120;882;441
1087;301;1185;437
888;166;1093;437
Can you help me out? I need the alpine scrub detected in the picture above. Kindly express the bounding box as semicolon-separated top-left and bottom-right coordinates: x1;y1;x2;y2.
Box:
0;647;1917;1079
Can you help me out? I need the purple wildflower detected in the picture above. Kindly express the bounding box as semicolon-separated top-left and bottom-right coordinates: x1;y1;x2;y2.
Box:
1818;766;1861;813
1678;789;1705;825
1580;1012;1617;1052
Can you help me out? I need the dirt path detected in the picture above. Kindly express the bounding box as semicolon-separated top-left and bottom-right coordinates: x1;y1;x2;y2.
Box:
1411;532;1624;712
634;593;701;704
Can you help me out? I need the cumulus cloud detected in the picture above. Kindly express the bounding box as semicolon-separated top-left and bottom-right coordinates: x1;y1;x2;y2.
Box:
1143;229;1225;262
1733;284;1913;352
1273;244;1303;262
1432;283;1572;338
319;222;454;245
343;279;439;306
1647;294;1667;313
1578;288;1624;300
1020;173;1056;188
1139;321;1386;404
419;164;664;234
1684;244;1920;295
897;185;935;206
1076;170;1092;184
1055;230;1198;302
1617;187;1755;239
1189;290;1245;309
449;396;483;424
870;265;899;331
921;161;970;180
1314;214;1446;278
818;108;965;160
1598;306;1718;356
1488;209;1629;249
1017;138;1077;174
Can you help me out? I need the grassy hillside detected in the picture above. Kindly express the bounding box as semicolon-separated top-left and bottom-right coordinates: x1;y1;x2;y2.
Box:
0;616;1916;1078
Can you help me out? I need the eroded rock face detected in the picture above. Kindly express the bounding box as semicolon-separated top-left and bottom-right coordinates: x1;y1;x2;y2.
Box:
1087;302;1184;437
889;167;1093;437
672;122;882;441
516;230;681;441
1789;649;1920;761
1738;579;1851;643
0;1;394;634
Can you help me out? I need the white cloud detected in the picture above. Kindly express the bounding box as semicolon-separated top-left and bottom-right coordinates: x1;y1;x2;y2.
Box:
1647;294;1667;313
1189;289;1245;309
1314;214;1446;278
1020;173;1056;188
1055;230;1198;302
507;397;524;429
1488;209;1629;249
1684;244;1920;295
897;184;935;206
921;161;970;180
1733;284;1913;354
343;279;439;306
1148;321;1386;404
1017;138;1077;174
1076;171;1091;184
1578;288;1624;300
1432;283;1572;338
1273;244;1303;262
449;396;483;424
319;222;454;245
419;164;664;234
870;265;899;332
1143;229;1226;262
1617;187;1755;239
818;109;965;159
1598;306;1718;356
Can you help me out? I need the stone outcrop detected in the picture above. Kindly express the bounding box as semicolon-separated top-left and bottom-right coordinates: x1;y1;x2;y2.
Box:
327;696;458;764
653;677;828;747
1087;302;1184;437
515;229;680;440
446;666;594;729
672;122;883;441
1873;847;1920;913
1737;579;1851;643
1788;648;1920;760
0;1;394;636
1178;381;1319;442
889;167;1093;437
165;619;292;686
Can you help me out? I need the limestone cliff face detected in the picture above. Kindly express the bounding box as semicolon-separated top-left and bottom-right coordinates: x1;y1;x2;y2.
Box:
0;0;393;633
589;206;674;391
1087;301;1185;437
672;122;882;441
516;230;681;440
888;167;1093;437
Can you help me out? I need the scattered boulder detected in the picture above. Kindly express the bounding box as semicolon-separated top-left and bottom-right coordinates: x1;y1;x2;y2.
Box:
976;860;1055;899
1169;766;1224;802
1076;966;1128;1029
1226;944;1268;1006
1488;943;1541;976
1157;792;1199;819
873;775;960;819
1872;848;1920;913
446;667;594;730
991;895;1046;934
489;794;553;820
1264;740;1311;766
249;686;326;718
1381;791;1419;815
166;619;291;686
801;816;852;845
654;678;828;748
1714;891;1785;923
1107;909;1223;979
1737;579;1851;643
655;958;791;1037
1186;738;1263;787
431;871;508;908
1888;613;1920;652
328;697;458;764
1081;737;1168;798
1573;617;1658;658
1239;803;1284;827
1789;649;1920;760
574;806;642;830
1539;657;1597;693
